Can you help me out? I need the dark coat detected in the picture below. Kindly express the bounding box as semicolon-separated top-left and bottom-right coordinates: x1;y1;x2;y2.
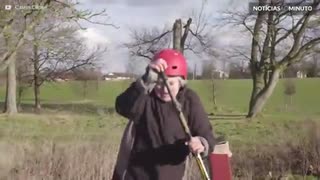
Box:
112;78;215;180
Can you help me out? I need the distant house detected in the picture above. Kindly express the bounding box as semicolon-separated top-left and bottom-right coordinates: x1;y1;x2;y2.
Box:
53;78;66;82
52;72;75;82
212;70;229;79
103;72;136;81
296;71;307;79
281;67;307;79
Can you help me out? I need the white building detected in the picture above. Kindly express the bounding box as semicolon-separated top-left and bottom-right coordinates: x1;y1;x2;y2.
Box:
213;69;229;79
103;72;134;81
296;71;307;78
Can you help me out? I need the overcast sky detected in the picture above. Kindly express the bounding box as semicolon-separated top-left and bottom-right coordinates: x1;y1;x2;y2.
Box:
76;0;251;74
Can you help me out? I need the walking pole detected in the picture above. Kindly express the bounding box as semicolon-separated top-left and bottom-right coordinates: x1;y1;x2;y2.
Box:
159;72;210;180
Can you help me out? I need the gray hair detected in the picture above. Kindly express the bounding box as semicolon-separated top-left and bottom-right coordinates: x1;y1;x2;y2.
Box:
178;77;187;87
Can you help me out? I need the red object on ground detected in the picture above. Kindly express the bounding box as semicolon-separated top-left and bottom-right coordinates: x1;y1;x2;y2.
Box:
210;154;232;180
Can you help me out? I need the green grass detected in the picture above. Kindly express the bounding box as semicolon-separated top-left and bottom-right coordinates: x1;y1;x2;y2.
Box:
0;80;131;107
0;79;319;178
1;78;319;115
0;110;317;153
0;78;319;145
0;113;127;142
189;78;320;115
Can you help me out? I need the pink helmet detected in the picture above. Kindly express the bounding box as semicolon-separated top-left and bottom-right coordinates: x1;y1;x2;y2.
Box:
152;49;188;79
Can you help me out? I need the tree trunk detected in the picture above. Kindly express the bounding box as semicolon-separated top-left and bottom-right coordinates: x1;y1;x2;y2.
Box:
3;54;18;114
247;68;281;118
33;40;41;113
211;69;217;108
34;80;41;113
180;18;192;54
193;64;196;80
17;65;23;111
17;86;23;111
173;19;182;52
83;80;88;98
212;80;217;107
248;68;265;111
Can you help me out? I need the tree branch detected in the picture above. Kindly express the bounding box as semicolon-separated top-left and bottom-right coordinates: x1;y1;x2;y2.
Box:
181;18;192;50
250;2;266;66
280;37;320;67
130;30;171;47
260;11;274;67
189;29;206;46
275;0;319;46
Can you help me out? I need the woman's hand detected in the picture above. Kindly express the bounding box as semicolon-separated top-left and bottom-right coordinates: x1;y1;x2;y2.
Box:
186;137;205;154
149;58;168;73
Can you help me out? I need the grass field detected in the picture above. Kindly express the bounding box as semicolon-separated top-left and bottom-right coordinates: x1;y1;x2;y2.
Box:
1;78;319;115
0;78;319;179
0;78;320;147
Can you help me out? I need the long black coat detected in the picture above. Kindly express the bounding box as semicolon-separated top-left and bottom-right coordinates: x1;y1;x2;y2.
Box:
112;78;215;180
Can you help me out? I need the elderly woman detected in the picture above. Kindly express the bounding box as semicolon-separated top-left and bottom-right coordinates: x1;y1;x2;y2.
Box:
112;49;216;180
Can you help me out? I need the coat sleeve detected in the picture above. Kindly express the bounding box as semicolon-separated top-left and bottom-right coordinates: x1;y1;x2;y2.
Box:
115;78;151;120
115;68;158;120
187;89;216;157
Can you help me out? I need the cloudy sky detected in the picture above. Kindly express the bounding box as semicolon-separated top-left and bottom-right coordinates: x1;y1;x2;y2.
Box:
76;0;251;74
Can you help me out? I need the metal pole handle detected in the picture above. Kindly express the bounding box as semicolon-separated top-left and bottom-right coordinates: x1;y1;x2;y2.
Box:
159;72;210;180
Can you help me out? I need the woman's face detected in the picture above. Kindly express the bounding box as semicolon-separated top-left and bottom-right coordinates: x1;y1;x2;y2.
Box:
154;76;181;102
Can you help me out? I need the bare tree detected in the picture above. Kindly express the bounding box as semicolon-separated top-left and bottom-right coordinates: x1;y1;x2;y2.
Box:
3;52;17;113
16;44;33;110
125;26;172;60
201;60;214;79
283;79;296;111
0;0;50;113
126;54;148;76
0;0;115;114
201;60;220;110
124;0;215;60
228;62;251;79
305;52;320;77
221;0;320;118
0;0;39;114
30;24;106;112
73;67;103;99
